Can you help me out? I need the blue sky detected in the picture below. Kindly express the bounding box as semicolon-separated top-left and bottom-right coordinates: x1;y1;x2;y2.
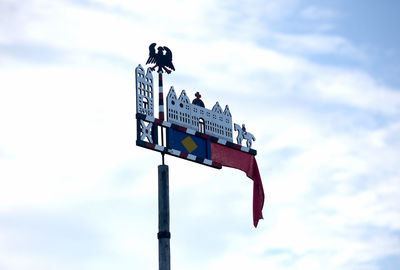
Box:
1;0;400;269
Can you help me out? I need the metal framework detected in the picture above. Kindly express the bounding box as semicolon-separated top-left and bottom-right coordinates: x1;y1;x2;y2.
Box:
135;64;258;169
135;43;262;270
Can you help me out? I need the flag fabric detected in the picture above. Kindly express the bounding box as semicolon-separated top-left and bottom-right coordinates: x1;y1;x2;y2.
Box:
211;142;265;227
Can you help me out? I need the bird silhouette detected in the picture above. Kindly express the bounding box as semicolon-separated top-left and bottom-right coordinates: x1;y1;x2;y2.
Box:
146;43;175;74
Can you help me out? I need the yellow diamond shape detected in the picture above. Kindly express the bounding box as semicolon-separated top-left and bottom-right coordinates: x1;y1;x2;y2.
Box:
181;136;198;153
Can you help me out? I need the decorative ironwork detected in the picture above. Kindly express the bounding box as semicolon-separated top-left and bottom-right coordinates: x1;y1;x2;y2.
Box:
140;120;153;143
192;92;205;107
136;43;258;166
146;43;175;74
135;64;258;167
135;65;154;116
234;123;256;148
166;88;233;142
135;45;264;270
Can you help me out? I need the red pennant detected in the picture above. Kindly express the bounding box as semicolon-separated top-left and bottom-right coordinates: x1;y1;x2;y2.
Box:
211;143;264;227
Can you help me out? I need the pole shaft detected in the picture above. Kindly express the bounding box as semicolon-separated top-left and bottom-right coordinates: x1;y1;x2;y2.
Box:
158;165;170;270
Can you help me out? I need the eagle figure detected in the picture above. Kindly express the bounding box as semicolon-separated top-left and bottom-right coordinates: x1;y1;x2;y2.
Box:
146;43;175;74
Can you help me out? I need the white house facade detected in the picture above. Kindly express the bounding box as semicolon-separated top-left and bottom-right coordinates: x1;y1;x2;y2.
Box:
166;87;233;142
135;65;154;116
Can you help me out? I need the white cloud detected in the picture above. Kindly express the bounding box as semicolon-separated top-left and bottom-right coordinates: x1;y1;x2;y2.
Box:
307;69;400;114
300;5;339;21
1;0;400;270
273;33;362;56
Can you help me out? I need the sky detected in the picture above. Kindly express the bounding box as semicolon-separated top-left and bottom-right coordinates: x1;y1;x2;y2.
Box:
1;0;400;269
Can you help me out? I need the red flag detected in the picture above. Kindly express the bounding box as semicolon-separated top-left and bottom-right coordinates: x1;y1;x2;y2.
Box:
211;143;264;227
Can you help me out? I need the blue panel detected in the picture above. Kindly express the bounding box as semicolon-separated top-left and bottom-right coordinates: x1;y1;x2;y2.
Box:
167;128;211;159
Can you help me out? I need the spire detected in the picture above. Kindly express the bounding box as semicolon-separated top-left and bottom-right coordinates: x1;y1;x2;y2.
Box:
167;86;177;100
212;102;222;113
178;90;190;103
224;105;232;117
145;67;153;80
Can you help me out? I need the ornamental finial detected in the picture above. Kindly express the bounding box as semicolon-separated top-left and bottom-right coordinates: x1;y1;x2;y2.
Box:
192;92;205;107
145;43;175;74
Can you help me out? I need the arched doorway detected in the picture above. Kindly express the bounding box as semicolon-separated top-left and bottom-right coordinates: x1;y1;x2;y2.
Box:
198;118;205;133
143;97;149;110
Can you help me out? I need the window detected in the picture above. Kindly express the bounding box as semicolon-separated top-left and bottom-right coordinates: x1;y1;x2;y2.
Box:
143;97;149;110
198;118;205;133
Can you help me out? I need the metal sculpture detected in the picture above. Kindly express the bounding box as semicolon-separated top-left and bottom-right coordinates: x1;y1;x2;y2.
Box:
166;89;233;142
146;43;175;74
234;123;256;148
135;65;154;116
140;120;153;143
136;44;259;168
192;92;205;107
135;43;264;270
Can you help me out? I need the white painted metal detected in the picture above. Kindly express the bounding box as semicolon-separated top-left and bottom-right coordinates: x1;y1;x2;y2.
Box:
168;149;181;156
217;138;227;145
136;65;154;116
186;128;196;135
240;146;250;152
166;87;233;142
135;64;256;148
145;115;155;123
244;132;256;148
203;159;212;165
234;123;256;148
155;145;165;151
163;121;172;128
187;154;196;160
140;120;153;143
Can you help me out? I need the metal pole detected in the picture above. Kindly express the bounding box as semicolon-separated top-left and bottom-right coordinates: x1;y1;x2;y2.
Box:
158;71;164;121
158;165;170;270
159;70;166;165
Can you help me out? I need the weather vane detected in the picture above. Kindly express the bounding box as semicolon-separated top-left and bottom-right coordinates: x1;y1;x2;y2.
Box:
135;43;264;270
146;43;175;74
